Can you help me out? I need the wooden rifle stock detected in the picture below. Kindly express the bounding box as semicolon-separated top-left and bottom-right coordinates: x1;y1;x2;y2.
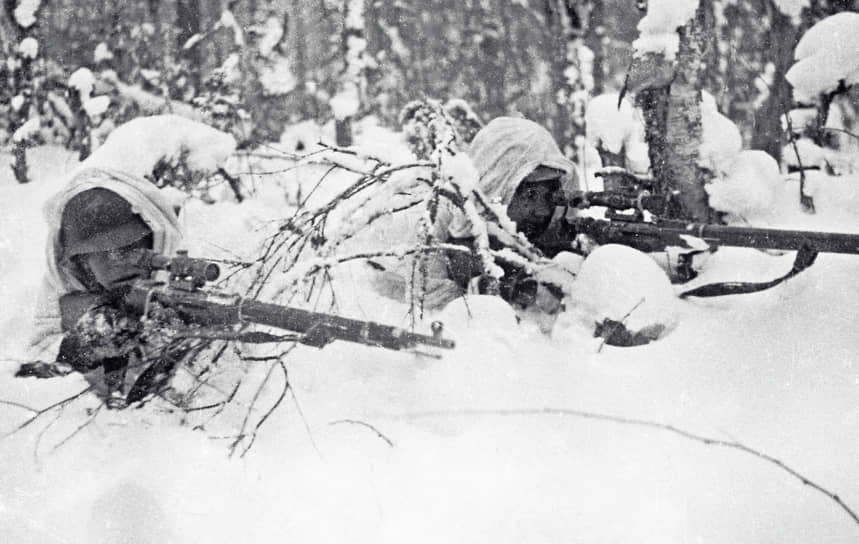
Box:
126;282;455;351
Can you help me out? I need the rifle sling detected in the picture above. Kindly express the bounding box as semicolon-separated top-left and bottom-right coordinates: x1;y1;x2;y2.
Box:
679;245;818;298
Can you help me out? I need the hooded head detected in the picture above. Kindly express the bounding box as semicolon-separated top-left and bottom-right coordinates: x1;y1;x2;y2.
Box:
61;188;152;258
467;117;576;206
60;188;154;291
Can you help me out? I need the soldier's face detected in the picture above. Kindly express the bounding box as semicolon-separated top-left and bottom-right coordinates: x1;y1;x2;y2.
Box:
84;243;150;291
507;178;560;239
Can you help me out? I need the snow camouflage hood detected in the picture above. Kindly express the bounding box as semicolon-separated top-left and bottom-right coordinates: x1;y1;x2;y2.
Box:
468;117;576;206
31;167;183;355
440;117;577;239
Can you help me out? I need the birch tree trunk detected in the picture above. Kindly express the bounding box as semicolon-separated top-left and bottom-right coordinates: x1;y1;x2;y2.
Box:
333;0;367;146
663;1;714;222
637;0;715;222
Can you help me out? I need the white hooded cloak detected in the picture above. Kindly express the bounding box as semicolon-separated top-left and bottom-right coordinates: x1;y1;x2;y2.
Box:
30;167;183;357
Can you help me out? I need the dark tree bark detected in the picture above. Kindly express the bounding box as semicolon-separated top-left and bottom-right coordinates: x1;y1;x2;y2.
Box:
750;8;797;162
543;0;590;158
637;87;671;190
663;1;715;222
177;0;203;90
636;0;716;222
585;0;607;95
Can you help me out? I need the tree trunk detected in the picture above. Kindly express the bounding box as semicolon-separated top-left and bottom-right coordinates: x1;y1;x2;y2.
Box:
543;0;589;159
12;143;28;184
333;0;367;146
662;1;715;222
585;0;606;95
637;87;670;190
177;0;203;90
750;8;796;162
335;117;353;147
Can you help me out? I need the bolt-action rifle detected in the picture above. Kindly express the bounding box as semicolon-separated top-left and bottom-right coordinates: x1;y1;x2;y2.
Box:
123;250;455;352
543;184;859;297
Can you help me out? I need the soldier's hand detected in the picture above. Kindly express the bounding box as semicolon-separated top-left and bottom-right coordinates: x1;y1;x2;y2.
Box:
70;305;142;361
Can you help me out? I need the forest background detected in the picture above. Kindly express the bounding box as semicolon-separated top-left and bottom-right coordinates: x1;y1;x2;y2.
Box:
5;0;856;195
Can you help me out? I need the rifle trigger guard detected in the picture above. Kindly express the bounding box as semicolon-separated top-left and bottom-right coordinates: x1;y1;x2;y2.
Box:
141;282;168;323
234;294;247;323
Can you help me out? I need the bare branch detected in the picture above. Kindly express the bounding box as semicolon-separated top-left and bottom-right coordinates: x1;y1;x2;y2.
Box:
240;360;290;457
329;419;395;447
1;386;93;440
386;407;859;527
0;399;39;414
50;403;105;453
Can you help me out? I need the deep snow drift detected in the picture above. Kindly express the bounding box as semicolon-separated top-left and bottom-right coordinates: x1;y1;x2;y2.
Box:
0;121;858;543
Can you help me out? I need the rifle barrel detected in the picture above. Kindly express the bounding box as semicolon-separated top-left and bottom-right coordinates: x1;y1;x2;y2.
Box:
655;221;859;254
567;217;859;254
137;287;455;350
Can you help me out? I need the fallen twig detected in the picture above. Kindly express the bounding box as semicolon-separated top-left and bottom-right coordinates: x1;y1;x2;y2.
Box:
50;403;104;453
1;386;93;440
386;407;859;528
329;418;395;447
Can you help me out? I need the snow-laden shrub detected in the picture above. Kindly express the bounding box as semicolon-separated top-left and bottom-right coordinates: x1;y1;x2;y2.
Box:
80;114;238;202
436;295;519;334
786;12;859;104
252;100;552;323
699;91;742;175
706;150;783;223
584;93;649;174
566;244;677;346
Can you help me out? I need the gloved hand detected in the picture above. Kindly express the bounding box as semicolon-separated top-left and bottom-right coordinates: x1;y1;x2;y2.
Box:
58;305;142;370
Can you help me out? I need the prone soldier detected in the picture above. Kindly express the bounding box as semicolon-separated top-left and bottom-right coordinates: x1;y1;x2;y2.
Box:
422;117;580;315
23;167;184;408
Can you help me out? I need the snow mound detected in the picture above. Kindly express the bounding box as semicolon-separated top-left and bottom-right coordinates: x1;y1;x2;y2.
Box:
13;0;40;28
633;0;699;60
83;95;110;119
566;244;677;344
773;0;809;22
80;114;237;178
787;12;859;103
781;137;834;171
706;150;783;223
584;93;649;173
699;91;742;174
12;117;40;143
68;67;95;100
259;56;297;95
437;295;519;334
781;107;817;134
585;93;638;155
94;42;113;62
17;37;38;59
441;152;479;194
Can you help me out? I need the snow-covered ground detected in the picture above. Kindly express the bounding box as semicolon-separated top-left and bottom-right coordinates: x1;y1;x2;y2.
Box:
0;124;858;543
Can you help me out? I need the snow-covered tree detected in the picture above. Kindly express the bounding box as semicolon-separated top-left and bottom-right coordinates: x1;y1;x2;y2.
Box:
2;0;45;183
331;0;368;146
630;0;717;222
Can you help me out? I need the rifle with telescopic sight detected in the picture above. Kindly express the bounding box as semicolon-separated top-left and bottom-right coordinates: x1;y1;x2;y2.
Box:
542;182;859;297
123;249;455;352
